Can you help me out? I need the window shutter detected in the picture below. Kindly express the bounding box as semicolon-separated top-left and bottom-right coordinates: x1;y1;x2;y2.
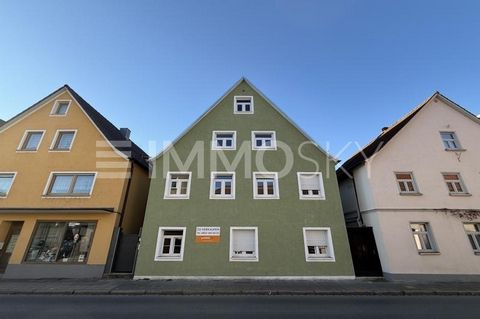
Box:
232;229;255;251
305;230;327;246
300;174;320;190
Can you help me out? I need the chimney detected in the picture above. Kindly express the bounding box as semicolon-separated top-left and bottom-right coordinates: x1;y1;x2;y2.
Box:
120;128;131;139
381;126;389;132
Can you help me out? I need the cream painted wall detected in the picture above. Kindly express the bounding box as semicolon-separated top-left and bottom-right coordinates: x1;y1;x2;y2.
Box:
352;97;480;276
366;98;480;210
364;210;480;275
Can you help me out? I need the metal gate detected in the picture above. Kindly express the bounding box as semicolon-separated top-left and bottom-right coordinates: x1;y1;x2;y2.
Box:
111;233;139;273
347;227;383;277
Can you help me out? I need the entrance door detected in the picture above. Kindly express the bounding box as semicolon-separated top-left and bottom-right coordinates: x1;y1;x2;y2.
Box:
347;227;383;277
0;222;23;273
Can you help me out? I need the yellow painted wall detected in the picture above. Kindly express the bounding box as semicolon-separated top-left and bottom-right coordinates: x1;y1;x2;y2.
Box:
0;213;118;264
0;88;149;267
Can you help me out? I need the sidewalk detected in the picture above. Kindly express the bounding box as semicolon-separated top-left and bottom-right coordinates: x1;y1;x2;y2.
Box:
1;278;480;295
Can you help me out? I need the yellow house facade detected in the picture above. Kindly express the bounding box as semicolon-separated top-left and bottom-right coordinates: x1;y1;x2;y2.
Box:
0;86;150;278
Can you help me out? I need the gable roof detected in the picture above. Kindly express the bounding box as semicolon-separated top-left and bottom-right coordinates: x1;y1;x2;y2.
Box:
0;85;149;169
151;77;337;162
337;92;480;180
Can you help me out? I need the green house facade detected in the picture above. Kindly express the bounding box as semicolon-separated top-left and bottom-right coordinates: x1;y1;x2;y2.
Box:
134;78;354;279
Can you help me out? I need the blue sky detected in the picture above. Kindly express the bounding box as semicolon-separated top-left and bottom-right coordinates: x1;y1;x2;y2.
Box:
1;0;479;161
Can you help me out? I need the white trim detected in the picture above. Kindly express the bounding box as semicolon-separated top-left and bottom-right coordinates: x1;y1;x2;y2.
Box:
251;131;277;150
233;95;254;114
394;171;421;195
229;227;259;262
163;171;192;199
0;172;17;198
297;172;326;200
253;172;279;199
150;77;337;162
209;171;235;200
154;227;187;261
49;100;72;116
49;129;78;152
441;172;469;195
302;227;336;262
211;130;237;151
42;171;98;198
409;222;439;253
16;130;46;152
134;276;355;280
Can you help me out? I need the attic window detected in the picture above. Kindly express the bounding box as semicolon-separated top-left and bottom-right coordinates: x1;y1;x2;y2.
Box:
234;96;254;114
51;101;71;116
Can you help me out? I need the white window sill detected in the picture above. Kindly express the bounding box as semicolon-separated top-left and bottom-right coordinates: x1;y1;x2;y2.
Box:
164;196;190;200
306;257;336;262
211;148;236;151
445;148;466;152
16;150;38;153
418;251;440;256
230;256;258;262
154;257;183;262
210;196;235;200
449;193;472;197
299;196;326;200
253;196;280;200
474;251;480;256
42;195;92;199
399;192;423;196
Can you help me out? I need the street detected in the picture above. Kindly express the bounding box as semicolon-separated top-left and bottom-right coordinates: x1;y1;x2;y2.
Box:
0;295;479;319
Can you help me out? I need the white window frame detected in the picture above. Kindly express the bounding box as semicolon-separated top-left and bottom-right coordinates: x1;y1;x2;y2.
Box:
229;227;259;262
440;131;462;150
50;100;72;116
42;171;97;198
297;172;326;200
154;227;186;261
233;96;254;114
164;171;192;199
410;222;438;253
302;227;335;262
251;131;277;150
17;130;46;152
49;129;78;152
210;171;235;200
253;172;279;199
211;131;237;150
394;172;420;195
442;172;469;195
0;172;17;198
464;223;480;254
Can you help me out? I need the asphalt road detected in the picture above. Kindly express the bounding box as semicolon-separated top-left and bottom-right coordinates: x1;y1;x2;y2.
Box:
1;295;478;319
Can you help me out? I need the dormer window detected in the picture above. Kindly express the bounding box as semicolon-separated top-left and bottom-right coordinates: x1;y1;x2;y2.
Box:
234;96;254;114
51;100;71;116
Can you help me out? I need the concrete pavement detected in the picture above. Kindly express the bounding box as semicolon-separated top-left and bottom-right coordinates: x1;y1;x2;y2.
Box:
1;278;480;295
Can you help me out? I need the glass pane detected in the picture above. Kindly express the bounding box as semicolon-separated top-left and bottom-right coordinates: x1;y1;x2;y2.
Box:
58;222;95;262
55;132;74;150
50;175;73;194
475;235;480;250
256;140;262;147
0;175;14;195
24;132;42;150
56;103;69;115
407;182;415;192
180;181;188;194
245;104;250;112
447;182;455;192
215;181;222;194
464;224;476;232
226;140;232;147
454;182;463;193
224;182;231;195
399;182;406;192
72;175;94;194
173;238;182;254
257;182;264;195
307;246;315;254
265;140;271;147
267;181;274;195
25;222;65;262
421;234;432;250
162;238;171;254
312;190;319;195
413;234;423;250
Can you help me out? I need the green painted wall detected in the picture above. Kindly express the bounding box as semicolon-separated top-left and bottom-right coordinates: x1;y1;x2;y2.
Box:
135;80;354;277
